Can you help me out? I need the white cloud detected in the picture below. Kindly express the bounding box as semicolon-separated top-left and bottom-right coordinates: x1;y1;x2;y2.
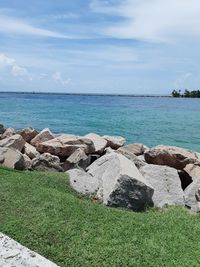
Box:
0;53;32;80
50;13;79;20
52;72;70;86
0;15;76;39
91;0;200;43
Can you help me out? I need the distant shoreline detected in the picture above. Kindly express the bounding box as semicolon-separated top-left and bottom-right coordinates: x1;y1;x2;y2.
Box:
0;91;171;98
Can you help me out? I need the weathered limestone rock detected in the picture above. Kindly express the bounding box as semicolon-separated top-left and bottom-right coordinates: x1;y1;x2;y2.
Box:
144;145;200;170
22;154;32;170
0;147;25;170
0;134;25;152
37;134;95;157
117;146;146;169
24;142;40;159
87;152;154;211
18;127;38;142
140;164;184;208
103;135;125;149
0;124;5;134
62;148;90;171
67;168;99;195
84;133;107;154
1;128;16;139
0;233;59;267
184;177;200;209
31;153;63;172
120;143;149;156
184;163;200;181
30;128;54;147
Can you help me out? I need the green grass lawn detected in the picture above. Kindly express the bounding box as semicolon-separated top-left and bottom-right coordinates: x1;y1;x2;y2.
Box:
1;167;200;267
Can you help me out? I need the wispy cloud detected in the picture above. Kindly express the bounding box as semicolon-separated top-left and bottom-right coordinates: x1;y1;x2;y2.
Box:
90;0;200;43
52;72;71;86
0;15;77;39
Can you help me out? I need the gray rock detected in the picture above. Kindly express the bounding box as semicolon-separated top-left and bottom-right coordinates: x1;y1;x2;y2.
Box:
120;143;149;156
24;142;40;159
22;154;32;170
140;164;185;208
103;135;125;149
32;153;63;172
31;128;54;147
0;147;25;170
18;127;38;143
144;145;200;170
37;134;95;157
117;146;146;169
184;163;200;181
84;133;107;154
67;168;99;195
0;232;59;267
0;134;25;152
62;148;90;171
87;152;154;211
1;128;16;139
184;177;200;209
0;124;5;134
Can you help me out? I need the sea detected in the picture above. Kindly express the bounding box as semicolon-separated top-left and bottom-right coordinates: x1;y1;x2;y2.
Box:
0;92;200;152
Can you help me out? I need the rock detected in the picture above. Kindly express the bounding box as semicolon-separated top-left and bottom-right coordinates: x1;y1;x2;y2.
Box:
144;145;200;170
184;163;200;181
0;232;59;267
62;148;90;171
1;128;16;139
84;133;107;154
0;124;5;134
0;134;25;152
30;128;54;147
67;168;99;195
140;164;184;208
37;134;95;157
120;143;149;156
31;153;63;172
103;135;125;149
87;152;154;211
22;154;32;170
0;147;25;170
184;177;200;209
24;142;40;159
18;127;38;143
117;146;146;169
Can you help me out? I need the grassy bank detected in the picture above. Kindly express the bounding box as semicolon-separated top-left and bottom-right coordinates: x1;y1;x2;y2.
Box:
0;168;200;266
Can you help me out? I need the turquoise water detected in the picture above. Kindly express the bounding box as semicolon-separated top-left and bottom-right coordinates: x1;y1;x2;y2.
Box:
0;93;200;151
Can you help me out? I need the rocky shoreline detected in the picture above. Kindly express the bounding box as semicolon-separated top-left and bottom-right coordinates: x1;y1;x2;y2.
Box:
1;124;200;212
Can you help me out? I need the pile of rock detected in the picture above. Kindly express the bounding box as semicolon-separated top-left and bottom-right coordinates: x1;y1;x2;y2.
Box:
1;123;200;213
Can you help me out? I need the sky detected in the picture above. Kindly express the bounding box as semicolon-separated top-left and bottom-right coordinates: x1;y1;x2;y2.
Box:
0;0;200;94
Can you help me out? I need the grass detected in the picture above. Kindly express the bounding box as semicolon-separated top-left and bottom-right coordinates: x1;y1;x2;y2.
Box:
1;168;200;266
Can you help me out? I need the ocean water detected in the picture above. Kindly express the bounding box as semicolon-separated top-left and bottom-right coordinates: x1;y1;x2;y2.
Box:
0;92;200;152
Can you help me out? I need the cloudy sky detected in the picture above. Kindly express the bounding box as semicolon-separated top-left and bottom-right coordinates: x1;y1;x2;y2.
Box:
0;0;200;94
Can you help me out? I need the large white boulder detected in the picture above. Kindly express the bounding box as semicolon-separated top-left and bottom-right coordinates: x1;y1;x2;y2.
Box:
87;152;154;211
120;143;149;156
184;177;200;210
140;164;184;208
184;164;200;181
1;128;16;139
67;168;99;195
30;128;54;147
0;134;25;152
84;133;107;154
0;232;59;267
144;145;200;170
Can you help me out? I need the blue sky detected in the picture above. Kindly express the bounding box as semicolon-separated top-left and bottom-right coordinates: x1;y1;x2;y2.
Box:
0;0;200;94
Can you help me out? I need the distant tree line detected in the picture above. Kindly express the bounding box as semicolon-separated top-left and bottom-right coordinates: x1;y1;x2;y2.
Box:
172;89;200;98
